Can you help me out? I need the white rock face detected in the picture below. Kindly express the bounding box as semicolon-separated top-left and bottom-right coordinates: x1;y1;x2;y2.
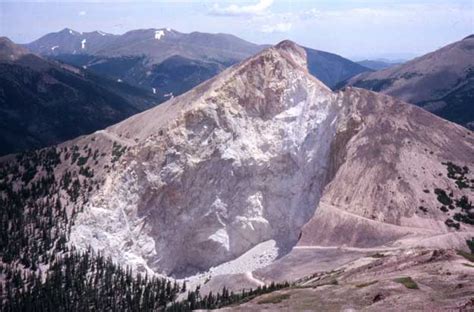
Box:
70;42;343;276
67;40;474;279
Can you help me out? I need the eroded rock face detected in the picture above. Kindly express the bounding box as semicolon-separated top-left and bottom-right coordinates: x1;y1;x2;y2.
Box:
69;40;474;278
71;42;343;276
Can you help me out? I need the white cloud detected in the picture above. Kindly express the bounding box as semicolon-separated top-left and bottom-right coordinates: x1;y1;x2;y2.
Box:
210;0;273;16
261;22;292;33
301;4;471;22
78;11;87;16
300;8;322;20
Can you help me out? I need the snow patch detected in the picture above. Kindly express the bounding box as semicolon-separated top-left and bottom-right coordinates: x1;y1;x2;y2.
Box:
51;46;59;51
152;88;156;94
154;30;165;40
97;31;107;36
117;79;123;82
81;39;86;49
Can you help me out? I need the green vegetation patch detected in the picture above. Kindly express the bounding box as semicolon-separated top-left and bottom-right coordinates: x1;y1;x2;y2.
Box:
457;250;474;263
393;277;419;289
453;213;474;225
76;155;89;166
444;161;469;179
445;218;460;230
467;238;474;254
456;196;473;211
355;280;378;288
112;142;127;163
436;163;473;229
257;293;291;305
418;206;428;213
434;188;453;205
442;162;472;190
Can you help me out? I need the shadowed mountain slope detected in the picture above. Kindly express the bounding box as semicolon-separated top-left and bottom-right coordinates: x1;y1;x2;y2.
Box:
345;35;474;129
0;37;157;156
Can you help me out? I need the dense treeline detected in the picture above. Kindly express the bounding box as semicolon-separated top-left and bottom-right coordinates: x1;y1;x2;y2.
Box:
2;248;290;312
0;143;115;269
1;249;182;311
0;146;291;311
0;147;68;270
167;281;290;311
0;146;185;311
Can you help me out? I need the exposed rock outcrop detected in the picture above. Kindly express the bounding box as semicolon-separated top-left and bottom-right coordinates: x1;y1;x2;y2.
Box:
71;41;343;276
55;40;473;278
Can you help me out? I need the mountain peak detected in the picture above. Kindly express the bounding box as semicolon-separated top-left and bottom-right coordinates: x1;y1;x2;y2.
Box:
0;36;14;45
275;39;299;51
59;28;80;35
273;40;307;69
0;36;28;60
462;34;474;41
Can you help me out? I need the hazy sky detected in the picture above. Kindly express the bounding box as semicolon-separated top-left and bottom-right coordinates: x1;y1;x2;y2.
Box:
1;0;473;60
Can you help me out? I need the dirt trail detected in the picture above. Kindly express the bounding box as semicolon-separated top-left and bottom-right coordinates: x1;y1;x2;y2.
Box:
96;129;135;146
293;245;398;252
245;271;265;287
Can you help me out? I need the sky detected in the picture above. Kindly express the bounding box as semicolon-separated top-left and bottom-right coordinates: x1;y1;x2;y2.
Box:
0;0;473;60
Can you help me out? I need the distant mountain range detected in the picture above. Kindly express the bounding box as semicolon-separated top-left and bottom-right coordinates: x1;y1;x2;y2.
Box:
0;28;372;156
356;59;403;70
26;28;261;64
345;35;474;130
26;28;371;91
0;37;157;156
3;28;473;158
